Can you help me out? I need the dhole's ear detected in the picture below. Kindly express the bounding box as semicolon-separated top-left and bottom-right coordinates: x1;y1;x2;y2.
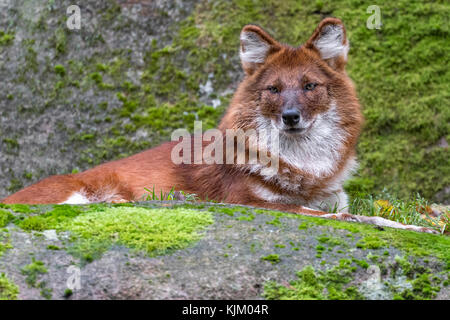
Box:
305;18;349;71
240;25;281;75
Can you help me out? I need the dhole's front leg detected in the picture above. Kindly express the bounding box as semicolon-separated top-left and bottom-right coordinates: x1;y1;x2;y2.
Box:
245;200;437;234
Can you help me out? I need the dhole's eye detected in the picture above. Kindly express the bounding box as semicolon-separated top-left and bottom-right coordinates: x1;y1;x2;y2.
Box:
267;86;279;94
304;83;317;91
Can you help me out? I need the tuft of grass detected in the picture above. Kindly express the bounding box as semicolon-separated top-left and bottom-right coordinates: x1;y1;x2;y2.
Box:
141;186;198;202
350;191;449;234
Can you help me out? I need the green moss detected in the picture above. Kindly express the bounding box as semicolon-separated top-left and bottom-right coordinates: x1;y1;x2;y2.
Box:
90;72;103;84
54;64;66;76
96;63;108;72
21;258;48;287
266;217;282;227
60;207;213;259
40;285;52;300
0;31;14;46
8;204;33;214
22;39;38;73
23;172;33;180
393;273;441;300
261;254;281;264
316;245;326;252
0;273;19;300
298;223;309;230
0;230;12;257
264;259;364;300
351;258;369;269
315;245;326;258
52;27;67;55
18;215;50;231
17;205;86;231
317;236;344;247
209;207;234;216
6;179;22;194
80;133;95;141
366;253;379;262
356;235;388;250
0;209;13;227
2;138;19;150
237;213;255;221
392;255;431;280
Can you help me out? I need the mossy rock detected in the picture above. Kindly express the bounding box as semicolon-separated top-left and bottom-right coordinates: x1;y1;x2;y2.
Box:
0;202;448;300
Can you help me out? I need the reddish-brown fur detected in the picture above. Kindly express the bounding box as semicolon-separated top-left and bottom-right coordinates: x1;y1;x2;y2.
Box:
1;18;363;218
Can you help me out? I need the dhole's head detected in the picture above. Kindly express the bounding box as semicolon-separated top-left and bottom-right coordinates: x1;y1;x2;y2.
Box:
223;18;362;145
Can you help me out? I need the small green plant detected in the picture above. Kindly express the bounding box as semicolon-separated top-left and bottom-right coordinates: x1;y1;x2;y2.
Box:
20;258;48;287
261;254;281;264
141;186;197;202
63;288;73;298
350;190;449;234
264;260;364;300
0;31;14;46
0;210;13;228
54;64;66;76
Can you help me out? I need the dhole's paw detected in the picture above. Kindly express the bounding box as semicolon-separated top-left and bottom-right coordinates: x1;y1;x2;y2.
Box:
322;212;361;223
322;212;438;234
404;225;438;234
356;215;438;234
109;198;129;204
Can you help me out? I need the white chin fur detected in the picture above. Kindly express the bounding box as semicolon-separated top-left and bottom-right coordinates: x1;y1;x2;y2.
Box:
274;101;348;177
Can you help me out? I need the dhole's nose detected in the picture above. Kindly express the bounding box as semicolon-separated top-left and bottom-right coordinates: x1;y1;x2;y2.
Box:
282;109;300;127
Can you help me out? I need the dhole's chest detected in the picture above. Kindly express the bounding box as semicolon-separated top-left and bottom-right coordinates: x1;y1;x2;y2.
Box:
249;153;357;208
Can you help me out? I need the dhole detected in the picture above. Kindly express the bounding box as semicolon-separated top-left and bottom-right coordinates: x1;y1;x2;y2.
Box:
1;18;435;233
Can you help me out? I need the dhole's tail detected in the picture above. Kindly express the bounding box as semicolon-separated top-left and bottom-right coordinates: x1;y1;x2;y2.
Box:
1;171;134;204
